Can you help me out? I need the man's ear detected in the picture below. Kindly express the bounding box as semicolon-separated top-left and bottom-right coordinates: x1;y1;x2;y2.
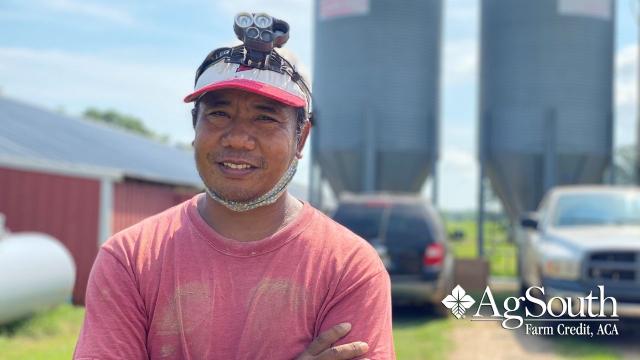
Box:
296;121;311;159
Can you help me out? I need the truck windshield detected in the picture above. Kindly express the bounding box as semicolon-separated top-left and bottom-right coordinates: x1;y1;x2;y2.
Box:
552;192;640;227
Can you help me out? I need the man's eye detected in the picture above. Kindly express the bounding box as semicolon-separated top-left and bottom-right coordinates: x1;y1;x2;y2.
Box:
257;115;277;122
208;111;228;117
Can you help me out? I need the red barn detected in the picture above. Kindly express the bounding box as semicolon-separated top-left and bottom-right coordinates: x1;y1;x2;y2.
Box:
0;97;202;304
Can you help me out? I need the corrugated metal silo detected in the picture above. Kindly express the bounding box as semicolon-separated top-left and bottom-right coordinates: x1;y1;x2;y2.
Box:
313;0;442;194
480;0;614;221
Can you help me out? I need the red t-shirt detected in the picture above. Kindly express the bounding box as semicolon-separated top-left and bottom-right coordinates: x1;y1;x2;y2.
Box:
74;194;395;359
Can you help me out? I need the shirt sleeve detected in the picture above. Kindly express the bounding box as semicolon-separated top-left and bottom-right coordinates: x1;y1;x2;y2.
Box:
74;248;149;360
316;269;396;360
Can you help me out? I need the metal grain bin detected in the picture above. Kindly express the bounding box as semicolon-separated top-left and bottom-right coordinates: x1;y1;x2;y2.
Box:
313;0;442;194
480;0;614;221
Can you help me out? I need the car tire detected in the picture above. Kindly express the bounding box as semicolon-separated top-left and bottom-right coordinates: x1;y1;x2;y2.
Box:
430;278;454;318
429;301;449;318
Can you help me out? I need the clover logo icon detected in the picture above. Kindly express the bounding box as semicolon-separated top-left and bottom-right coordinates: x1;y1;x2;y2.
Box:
441;285;476;319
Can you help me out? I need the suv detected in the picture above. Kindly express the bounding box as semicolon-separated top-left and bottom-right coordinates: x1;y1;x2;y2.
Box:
331;194;454;311
518;186;640;316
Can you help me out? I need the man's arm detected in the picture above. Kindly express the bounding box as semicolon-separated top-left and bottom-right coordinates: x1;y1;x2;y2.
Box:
316;270;395;359
74;249;148;360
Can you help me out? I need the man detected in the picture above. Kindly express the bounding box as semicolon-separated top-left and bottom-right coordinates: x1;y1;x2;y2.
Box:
74;13;394;360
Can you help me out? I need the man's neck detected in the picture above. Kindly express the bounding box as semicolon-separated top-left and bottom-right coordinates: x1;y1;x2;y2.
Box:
197;191;303;242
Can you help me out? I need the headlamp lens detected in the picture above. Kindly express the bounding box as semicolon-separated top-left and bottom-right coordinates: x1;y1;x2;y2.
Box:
235;13;253;28
260;30;273;42
254;14;273;29
246;27;260;39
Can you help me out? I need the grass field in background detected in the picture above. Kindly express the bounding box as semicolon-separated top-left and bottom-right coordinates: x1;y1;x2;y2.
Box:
0;305;84;360
445;220;517;277
393;305;453;360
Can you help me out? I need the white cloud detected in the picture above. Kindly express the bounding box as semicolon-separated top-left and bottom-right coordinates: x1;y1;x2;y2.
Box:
443;39;477;87
446;0;477;22
44;0;136;26
428;120;479;211
216;0;310;19
614;43;637;146
615;43;636;108
442;147;476;170
0;47;195;143
435;146;479;211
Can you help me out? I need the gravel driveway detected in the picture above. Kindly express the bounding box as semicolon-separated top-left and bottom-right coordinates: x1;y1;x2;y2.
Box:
449;319;640;360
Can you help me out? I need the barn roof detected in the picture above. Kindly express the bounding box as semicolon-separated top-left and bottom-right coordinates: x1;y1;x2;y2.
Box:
0;96;202;187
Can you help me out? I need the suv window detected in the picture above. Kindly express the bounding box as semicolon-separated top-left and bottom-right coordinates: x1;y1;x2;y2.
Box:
384;204;434;246
332;203;386;240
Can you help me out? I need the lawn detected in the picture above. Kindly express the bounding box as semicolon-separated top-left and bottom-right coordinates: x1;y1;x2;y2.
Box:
393;307;452;360
445;219;517;277
0;305;84;360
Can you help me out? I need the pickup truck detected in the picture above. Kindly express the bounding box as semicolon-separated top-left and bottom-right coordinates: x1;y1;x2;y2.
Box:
517;185;640;317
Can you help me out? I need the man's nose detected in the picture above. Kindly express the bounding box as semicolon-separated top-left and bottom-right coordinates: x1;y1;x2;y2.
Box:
220;121;256;150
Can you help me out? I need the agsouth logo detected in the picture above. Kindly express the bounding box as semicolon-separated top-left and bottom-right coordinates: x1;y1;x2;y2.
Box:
441;284;621;336
441;285;476;319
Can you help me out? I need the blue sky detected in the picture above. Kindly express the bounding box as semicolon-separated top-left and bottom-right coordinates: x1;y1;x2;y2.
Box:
0;0;637;210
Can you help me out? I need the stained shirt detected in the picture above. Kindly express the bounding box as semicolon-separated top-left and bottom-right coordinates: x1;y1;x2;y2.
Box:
74;194;395;359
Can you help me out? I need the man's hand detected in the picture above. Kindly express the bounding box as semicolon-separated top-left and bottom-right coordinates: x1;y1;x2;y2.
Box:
295;323;369;360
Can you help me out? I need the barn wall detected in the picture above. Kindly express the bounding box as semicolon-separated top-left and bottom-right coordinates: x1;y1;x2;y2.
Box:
113;181;197;233
0;167;100;304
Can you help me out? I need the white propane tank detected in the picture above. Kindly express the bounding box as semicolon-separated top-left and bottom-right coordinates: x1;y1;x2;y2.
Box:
0;216;76;325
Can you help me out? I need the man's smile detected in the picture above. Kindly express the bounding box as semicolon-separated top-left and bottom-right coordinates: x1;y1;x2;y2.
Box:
220;162;253;170
216;160;259;178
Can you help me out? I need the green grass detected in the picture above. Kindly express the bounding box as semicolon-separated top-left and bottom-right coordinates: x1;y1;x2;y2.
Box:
0;304;85;360
446;220;517;277
393;309;452;360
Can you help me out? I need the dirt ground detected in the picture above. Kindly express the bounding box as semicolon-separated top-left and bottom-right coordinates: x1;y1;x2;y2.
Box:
449;319;640;360
450;320;561;360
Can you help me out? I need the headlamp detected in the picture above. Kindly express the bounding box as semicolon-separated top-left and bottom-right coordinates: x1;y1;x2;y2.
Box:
246;27;260;39
253;13;273;29
234;12;253;28
190;12;312;116
233;12;290;64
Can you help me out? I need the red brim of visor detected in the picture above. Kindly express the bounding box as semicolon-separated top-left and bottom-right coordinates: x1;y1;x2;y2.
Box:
183;79;306;108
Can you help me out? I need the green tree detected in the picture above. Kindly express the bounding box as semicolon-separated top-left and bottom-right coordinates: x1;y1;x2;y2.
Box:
83;108;168;143
612;144;637;185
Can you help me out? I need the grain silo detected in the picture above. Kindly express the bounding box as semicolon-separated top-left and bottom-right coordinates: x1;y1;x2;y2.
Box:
479;0;615;222
312;0;442;195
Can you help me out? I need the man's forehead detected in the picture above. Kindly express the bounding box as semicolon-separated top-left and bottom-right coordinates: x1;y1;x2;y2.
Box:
200;89;289;109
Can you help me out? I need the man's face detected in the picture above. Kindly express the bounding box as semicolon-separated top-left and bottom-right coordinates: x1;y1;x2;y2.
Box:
193;89;308;203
